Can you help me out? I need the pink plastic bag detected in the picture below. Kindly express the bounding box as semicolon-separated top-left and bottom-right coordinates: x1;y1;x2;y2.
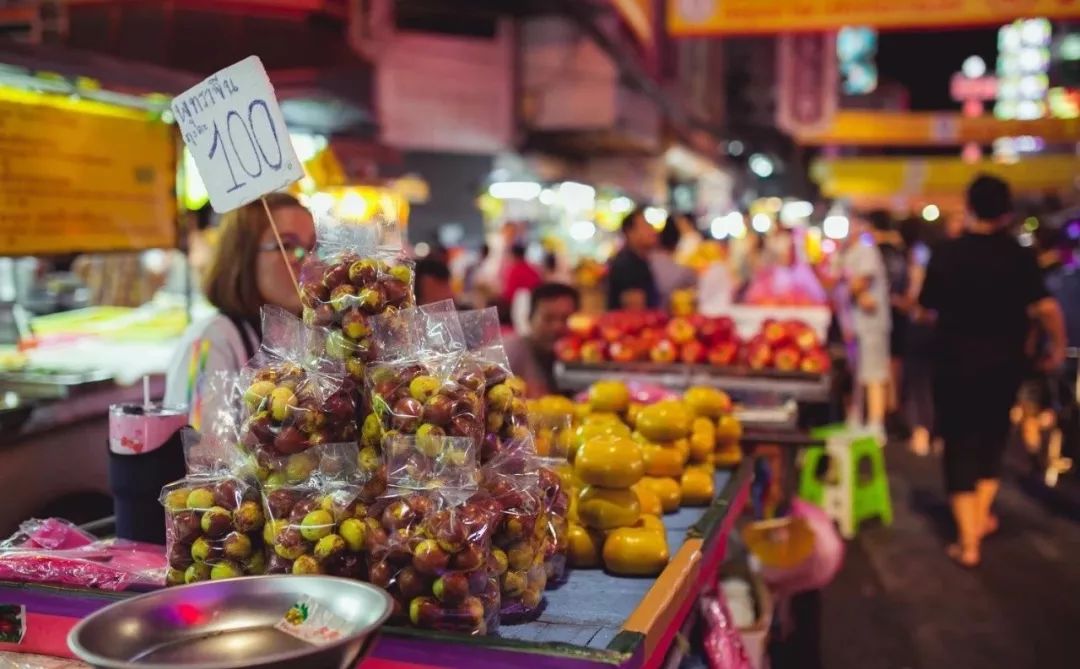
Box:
701;591;753;669
0;520;166;591
759;499;844;597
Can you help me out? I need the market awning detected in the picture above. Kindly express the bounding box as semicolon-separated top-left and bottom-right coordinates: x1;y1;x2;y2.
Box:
795;111;1080;147
811;154;1080;199
0;42;197;96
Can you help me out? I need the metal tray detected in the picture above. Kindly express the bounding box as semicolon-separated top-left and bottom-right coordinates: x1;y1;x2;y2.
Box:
0;368;114;399
68;576;392;669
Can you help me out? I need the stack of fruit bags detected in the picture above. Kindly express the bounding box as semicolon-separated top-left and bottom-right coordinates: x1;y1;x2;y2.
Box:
370;433;499;634
298;217;415;389
160;373;266;585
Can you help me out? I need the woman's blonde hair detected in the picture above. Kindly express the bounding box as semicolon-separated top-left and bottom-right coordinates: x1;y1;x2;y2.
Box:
203;192;303;321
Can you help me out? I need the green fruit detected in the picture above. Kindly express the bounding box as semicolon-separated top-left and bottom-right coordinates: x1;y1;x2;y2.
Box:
265;472;287;490
200;506;232;538
263;519;287;545
222;532;253;561
314;534;346;561
163;488;190;512
409;376;440;403
487;384;514;413
361;413;382;449
415;423;446;457
184;562;211;584
185;488;214;510
285;453;317;483
243;380;276;412
292;555;321;575
165;567;186;586
300;510;334;542
210;561;243;580
233;500;265;533
389;264;413;285
269;386;297;423
339;518;366;552
191;536;213;562
244;551;266;575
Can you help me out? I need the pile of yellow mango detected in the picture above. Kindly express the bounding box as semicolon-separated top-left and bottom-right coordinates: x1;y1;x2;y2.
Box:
529;381;743;577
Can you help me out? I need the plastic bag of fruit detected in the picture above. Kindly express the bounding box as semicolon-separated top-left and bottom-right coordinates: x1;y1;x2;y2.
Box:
474;436;549;621
457;308;531;464
368;435;499;635
534;456;571;587
298;216;415;385
260;442;367;578
363;301;485;465
160;425;266;586
237;306;356;465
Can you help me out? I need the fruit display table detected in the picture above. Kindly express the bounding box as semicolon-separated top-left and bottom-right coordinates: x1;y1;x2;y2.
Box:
555;361;833;403
0;463;752;669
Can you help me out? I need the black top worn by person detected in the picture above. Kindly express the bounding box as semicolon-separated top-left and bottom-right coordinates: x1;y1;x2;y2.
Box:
607;247;659;310
920;231;1048;492
921;232;1046;368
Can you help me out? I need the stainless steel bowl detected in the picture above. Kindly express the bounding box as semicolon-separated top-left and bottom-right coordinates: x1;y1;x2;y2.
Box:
68;576;392;669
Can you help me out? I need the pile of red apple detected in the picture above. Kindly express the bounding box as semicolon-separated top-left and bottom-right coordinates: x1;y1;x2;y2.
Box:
556;311;830;374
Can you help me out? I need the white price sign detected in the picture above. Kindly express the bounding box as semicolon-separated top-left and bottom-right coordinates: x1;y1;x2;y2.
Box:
172;56;303;213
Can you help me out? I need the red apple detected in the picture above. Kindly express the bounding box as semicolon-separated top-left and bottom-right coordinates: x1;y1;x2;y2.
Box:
666;317;696;345
567;313;597;339
638;327;664;350
699;317;735;346
580;339;607;364
761;320;790;348
707;340;740;367
554;337;582;363
608;336;641;363
651;339;678;364
680;340;707;364
773;345;802;372
745;337;773;370
643;310;668;329
793;327;819;353
799;349;831;373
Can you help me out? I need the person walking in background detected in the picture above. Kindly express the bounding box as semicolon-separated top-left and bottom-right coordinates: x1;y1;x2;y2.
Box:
899;217;936;455
832;212;892;435
651;215;698;310
672;212;704;263
607;207;659;310
869;210;911;434
502;242;542;306
920;175;1066;567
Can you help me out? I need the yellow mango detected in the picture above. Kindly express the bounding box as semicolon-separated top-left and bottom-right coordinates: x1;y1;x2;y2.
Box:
641;444;685;478
715;442;742;468
567;522;603;568
639;476;682;513
577;486;641;530
631;483;663;517
636;400;692;442
683;386;731;418
625;402;644;427
681;467;715;506
588;380;631;413
575;436;643;488
633;513;666;536
669;438;691;463
602;527;670;576
715;414;743;443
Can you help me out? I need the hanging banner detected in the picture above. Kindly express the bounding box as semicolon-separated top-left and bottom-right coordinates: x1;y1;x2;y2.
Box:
0;89;176;256
794;110;1080;146
668;0;1080;36
776;33;838;136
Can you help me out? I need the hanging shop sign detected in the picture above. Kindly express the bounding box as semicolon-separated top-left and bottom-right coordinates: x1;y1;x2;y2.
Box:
0;88;176;256
776;32;838;135
811;154;1080;198
172;56;304;213
668;0;1080;36
794;110;1080;146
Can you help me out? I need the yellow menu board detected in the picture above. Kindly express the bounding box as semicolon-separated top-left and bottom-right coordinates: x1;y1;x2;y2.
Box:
0;88;177;256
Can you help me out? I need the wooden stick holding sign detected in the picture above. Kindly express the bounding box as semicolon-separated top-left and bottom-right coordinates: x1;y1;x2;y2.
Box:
170;56;306;296
260;196;300;296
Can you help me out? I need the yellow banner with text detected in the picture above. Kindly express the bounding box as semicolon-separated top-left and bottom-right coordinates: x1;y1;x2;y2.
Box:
669;0;1080;35
0;89;177;256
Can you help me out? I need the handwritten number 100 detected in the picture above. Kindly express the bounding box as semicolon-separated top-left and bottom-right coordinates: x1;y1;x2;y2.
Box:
208;99;284;193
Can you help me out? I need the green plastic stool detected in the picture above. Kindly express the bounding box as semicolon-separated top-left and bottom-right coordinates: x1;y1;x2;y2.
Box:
797;423;849;506
799;426;893;538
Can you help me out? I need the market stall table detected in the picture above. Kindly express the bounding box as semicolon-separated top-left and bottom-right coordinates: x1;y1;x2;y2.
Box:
0;464;752;669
